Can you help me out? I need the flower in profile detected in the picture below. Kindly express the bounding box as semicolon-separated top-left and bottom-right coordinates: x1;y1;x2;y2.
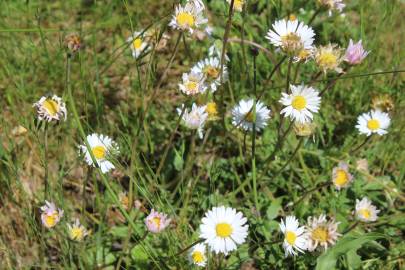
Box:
200;206;249;255
65;33;82;54
266;19;315;55
68;219;89;241
169;1;207;34
205;102;219;120
344;39;369;65
178;103;208;138
355;197;380;222
314;44;344;73
231;99;271;132
79;133;119;173
33;95;67;122
332;162;353;190
279;84;321;123
145;209;171;233
355;110;391;136
279;215;307;257
189;243;207;267
179;72;207;95
40;201;64;228
227;0;245;12
192;57;228;92
127;31;149;59
306;214;340;252
318;0;345;16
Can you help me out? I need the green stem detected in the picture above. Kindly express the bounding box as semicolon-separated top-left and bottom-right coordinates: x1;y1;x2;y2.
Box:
252;53;259;213
43;123;49;199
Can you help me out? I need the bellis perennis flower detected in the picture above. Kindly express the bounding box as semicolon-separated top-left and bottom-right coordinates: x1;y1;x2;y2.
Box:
355;197;380;222
231;99;271;132
305;214;341;252
332;162;353;190
33;95;67;122
145;209;171;233
344;39;369;65
356;110;391;136
127;31;149;59
318;0;345;16
169;1;207;34
68;219;89;241
279;215;308;257
40;201;64;229
189;243;207;267
178;103;208;139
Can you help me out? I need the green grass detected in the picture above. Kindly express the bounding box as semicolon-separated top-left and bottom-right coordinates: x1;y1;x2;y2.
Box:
0;0;404;269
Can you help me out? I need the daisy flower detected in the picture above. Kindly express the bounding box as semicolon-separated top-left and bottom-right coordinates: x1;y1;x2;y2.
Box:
145;209;171;233
294;48;314;63
169;1;207;34
40;201;64;228
179;72;207;96
199;206;249;255
279;84;321;123
332;162;353;190
344;39;369;65
279;215;307;257
79;133;119;173
127;31;149;59
191;57;228;92
306;214;341;252
231;99;271;132
314;44;344;73
355;197;380;222
68;219;89;241
189;243;207;267
355;110;391;136
227;0;245;12
33;95;67;122
266;19;315;55
178;103;208;139
318;0;345;16
65;33;82;54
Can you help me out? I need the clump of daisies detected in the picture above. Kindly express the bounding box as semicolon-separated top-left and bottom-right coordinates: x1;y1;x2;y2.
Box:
179;71;207;95
279;215;308;256
314;44;344;73
355;197;380;222
127;31;149;59
279;84;321;123
79;133;119;173
189;243;207;267
169;0;208;34
40;201;64;228
266;18;315;56
355;110;391;136
33;95;67;122
191;57;228;92
199;206;249;255
318;0;345;16
332;162;353;190
145;209;171;233
344;39;369;65
231;99;271;132
305;214;341;252
68;219;89;241
178;103;208;138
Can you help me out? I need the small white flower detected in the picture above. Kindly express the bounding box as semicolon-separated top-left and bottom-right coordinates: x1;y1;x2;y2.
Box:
355;197;380;222
306;214;341;252
33;95;67;122
40;201;64;228
179;72;207;95
279;215;307;257
279;84;321;123
200;206;249;255
231;99;271;131
68;219;89;241
355;110;390;136
178;103;208;139
266;19;315;55
189;243;207;267
79;133;119;173
314;44;344;73
169;1;208;34
127;31;149;59
332;162;353;190
191;57;228;92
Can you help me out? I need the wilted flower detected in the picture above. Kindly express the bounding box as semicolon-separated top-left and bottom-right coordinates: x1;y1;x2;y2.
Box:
355;197;380;222
68;219;89;241
231;99;271;132
279;215;308;257
145;209;171;233
65;33;82;54
293;122;317;137
344;39;369;65
118;192;131;210
178;103;208;138
332;162;353;190
40;201;64;228
355;110;391;136
315;44;344;73
33;95;67;122
318;0;345;16
179;72;207;95
306;214;341;251
356;159;369;174
371;94;394;112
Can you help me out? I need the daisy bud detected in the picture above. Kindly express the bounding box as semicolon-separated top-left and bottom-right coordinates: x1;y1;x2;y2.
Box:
40;201;64;228
68;219;89;241
145;209;171;233
65;33;82;54
344;39;369;65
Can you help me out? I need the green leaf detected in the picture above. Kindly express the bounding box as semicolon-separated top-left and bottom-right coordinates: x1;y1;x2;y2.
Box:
266;197;282;220
316;233;386;270
346;250;362;270
130;245;149;267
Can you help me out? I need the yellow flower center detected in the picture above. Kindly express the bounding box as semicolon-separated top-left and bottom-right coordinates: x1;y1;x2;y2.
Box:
152;217;161;229
44;212;59;227
367;119;380;131
176;12;195;28
186;81;199;94
318;52;337;68
312;227;329;243
132;38;143;50
281;32;302;52
335;169;349;186
205;102;218;117
289;14;297;21
91;146;106;159
204;66;219;79
285;231;297;245
192;251;204;263
298;49;310;60
43;99;59;116
291;95;307;110
359;209;371;219
70;227;84;240
216;223;233;238
120;195;129;209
